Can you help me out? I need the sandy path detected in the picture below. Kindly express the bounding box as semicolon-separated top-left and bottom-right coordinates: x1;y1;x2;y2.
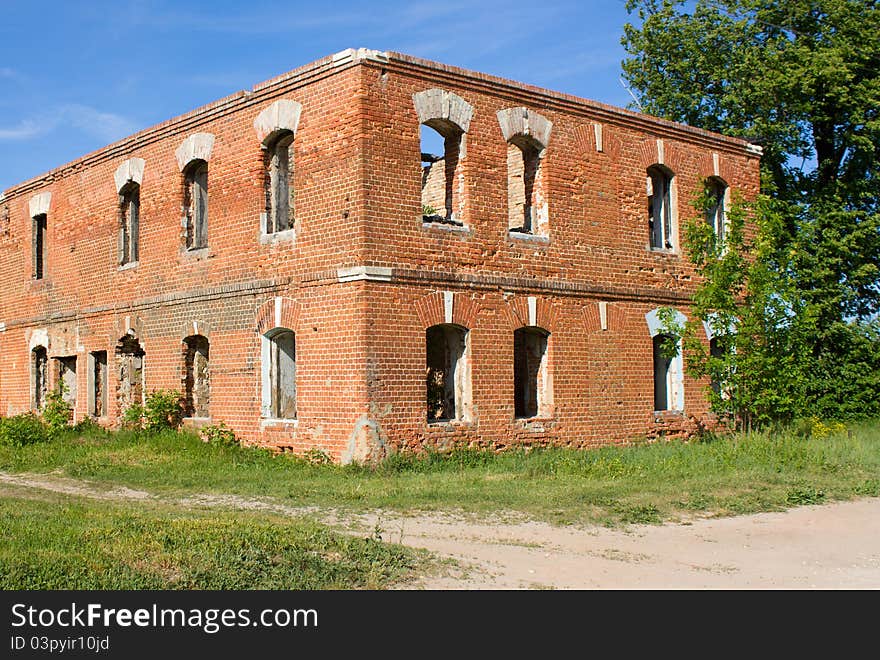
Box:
2;471;878;589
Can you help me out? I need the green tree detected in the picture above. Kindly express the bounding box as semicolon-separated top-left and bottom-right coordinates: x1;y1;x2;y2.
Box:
623;0;880;422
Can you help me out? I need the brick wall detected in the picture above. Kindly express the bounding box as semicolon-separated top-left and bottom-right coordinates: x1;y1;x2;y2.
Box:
0;49;761;460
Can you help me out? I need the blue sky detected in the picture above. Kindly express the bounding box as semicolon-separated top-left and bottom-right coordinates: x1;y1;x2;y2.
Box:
0;0;639;192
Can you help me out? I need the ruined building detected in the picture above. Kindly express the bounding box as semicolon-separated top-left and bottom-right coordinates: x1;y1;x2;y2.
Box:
0;49;761;461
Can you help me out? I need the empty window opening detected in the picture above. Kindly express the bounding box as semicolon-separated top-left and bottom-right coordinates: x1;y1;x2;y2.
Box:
182;335;210;418
116;334;145;414
705;177;727;242
420;122;463;225
89;350;107;417
647;165;674;249
426;324;470;422
32;213;47;279
507;136;545;234
32;346;48;410
264;131;295;234
184;160;209;250
265;329;296;419
709;336;726;396
653;333;684;411
55;356;77;409
514;326;550;419
119;182;140;265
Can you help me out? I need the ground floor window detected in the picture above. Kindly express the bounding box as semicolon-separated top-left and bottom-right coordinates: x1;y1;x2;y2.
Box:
262;328;296;420
32;346;48;410
426;324;470;422
183;335;210;418
88;350;107;417
116;334;145;414
514;327;550;419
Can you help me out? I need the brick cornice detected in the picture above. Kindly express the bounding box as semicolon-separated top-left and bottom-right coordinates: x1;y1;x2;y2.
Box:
4;48;759;201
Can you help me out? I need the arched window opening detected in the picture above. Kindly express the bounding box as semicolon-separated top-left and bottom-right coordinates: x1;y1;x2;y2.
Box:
119;182;140;265
88;350;107;418
647;165;674;250
183;335;210;418
263;328;296;420
652;334;674;411
507;135;545;234
264;131;295;234
513;326;550;419
420;121;463;225
426;324;470;422
709;336;727;396
116;334;145;414
32;346;48;410
32;213;47;278
55;356;77;410
705;176;727;242
184;160;209;249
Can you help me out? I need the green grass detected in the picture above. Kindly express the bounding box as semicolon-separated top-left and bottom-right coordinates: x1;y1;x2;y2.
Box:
0;486;420;590
1;420;878;527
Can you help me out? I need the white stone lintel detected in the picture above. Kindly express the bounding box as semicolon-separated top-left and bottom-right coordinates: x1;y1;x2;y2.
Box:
337;266;393;283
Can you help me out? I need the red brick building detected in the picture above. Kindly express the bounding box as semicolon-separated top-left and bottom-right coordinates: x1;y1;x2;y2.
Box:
0;49;761;461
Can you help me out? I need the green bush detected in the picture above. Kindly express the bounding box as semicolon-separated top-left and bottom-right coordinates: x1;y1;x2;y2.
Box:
72;416;109;437
0;413;49;447
42;385;73;438
200;422;239;448
143;390;183;432
122;390;184;432
121;403;145;430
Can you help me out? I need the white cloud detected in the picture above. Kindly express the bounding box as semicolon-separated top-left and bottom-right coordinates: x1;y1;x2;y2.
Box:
0;104;139;143
62;104;140;142
0;119;42;140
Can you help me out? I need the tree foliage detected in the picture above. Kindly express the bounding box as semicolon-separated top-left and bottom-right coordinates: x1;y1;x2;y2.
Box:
623;0;880;423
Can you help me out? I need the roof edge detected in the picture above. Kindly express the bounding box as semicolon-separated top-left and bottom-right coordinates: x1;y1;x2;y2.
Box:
3;47;759;200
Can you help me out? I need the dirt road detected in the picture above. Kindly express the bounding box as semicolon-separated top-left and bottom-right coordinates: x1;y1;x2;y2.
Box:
2;471;878;589
363;499;880;589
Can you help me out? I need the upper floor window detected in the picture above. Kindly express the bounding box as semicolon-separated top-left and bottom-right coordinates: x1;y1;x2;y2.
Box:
647;164;675;250
265;130;295;234
174;133;215;251
253;100;301;239
112;159;145;267
705;176;727;242
412;89;474;228
497;107;552;238
184;160;208;250
119;181;140;266
32;213;46;279
28;191;51;280
506;136;545;234
420;123;464;225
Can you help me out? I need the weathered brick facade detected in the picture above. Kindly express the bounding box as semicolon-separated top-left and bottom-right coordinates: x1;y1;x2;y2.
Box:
0;49;761;461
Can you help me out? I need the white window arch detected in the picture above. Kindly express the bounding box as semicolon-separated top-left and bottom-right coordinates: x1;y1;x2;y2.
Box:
261;327;296;420
645;308;686;412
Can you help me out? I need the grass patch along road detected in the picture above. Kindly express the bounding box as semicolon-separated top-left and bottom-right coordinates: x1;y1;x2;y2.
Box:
0;483;421;590
1;421;878;527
